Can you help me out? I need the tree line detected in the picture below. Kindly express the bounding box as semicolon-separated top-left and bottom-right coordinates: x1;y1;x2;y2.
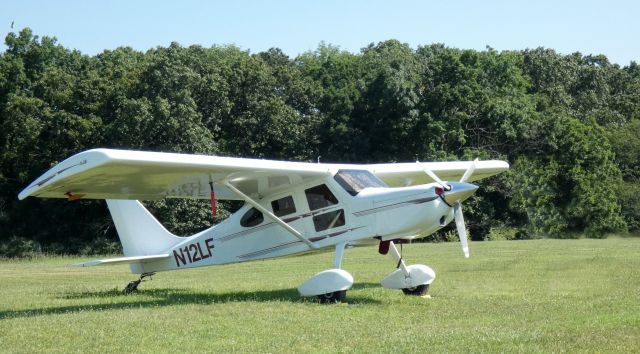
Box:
1;28;639;256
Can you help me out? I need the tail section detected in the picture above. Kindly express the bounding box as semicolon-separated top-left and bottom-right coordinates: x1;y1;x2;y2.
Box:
106;199;183;256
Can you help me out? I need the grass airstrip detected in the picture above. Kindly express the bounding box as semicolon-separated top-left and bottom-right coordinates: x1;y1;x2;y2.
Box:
1;238;639;353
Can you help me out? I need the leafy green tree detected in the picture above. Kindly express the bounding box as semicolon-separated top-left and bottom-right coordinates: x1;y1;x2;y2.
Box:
297;43;363;161
511;115;625;236
609;119;640;231
609;119;640;181
2;28;640;256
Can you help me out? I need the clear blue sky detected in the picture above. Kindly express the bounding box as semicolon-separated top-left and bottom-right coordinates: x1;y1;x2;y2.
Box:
1;0;638;65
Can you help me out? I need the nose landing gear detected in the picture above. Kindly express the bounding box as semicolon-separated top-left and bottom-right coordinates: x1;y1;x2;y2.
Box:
379;240;435;296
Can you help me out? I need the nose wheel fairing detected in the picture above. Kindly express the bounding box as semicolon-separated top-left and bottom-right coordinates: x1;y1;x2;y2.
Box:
380;264;436;290
379;240;436;296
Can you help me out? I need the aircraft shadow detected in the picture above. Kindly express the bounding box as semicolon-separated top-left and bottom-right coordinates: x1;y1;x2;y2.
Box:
0;283;383;320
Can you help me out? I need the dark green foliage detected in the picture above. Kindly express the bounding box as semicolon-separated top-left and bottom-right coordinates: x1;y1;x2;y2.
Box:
1;28;639;256
609;119;640;181
79;236;122;256
510;116;626;237
618;182;640;232
0;236;40;258
610;121;640;232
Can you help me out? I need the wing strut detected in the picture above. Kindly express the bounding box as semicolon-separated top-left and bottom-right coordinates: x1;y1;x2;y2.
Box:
221;180;318;250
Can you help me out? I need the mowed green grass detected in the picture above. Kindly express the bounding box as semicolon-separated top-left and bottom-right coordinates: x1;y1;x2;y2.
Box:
1;238;639;353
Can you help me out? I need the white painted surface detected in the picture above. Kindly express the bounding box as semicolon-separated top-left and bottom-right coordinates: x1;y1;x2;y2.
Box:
297;269;354;296
18;148;508;201
380;264;436;289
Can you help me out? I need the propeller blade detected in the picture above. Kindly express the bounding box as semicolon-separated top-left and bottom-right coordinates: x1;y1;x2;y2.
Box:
423;166;450;190
453;202;470;258
459;158;479;183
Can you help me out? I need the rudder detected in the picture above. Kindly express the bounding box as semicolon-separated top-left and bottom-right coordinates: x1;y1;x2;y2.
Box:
106;199;183;256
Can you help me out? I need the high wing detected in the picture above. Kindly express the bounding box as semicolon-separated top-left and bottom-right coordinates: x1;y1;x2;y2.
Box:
18;149;331;200
369;160;510;187
18;149;509;201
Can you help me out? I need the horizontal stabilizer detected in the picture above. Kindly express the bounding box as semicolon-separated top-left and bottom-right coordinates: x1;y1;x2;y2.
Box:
73;254;170;267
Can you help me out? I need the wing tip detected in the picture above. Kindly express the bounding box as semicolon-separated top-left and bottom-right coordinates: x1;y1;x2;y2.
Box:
481;159;510;171
16;148;116;201
17;191;29;200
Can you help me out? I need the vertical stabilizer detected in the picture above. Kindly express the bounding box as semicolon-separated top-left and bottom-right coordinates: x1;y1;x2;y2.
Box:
106;200;183;256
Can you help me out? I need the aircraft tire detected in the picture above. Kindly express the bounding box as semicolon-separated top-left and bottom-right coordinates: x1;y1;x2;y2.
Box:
318;290;347;304
401;284;429;296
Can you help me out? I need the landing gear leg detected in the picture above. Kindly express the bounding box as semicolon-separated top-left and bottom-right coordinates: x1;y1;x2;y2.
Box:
123;272;155;294
316;242;349;303
386;241;411;278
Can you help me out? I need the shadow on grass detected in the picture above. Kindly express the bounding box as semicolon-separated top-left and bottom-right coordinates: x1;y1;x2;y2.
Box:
0;283;383;320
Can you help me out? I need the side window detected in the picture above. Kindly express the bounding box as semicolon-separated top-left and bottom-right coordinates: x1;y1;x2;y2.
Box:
305;184;339;211
312;209;345;232
271;196;296;217
240;207;263;227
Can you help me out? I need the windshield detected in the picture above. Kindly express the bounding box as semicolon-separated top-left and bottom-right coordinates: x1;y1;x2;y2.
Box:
333;169;388;196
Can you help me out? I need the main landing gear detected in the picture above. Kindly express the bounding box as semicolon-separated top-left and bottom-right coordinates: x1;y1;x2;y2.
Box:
379;240;435;297
297;240;434;303
123;272;155;294
298;242;353;304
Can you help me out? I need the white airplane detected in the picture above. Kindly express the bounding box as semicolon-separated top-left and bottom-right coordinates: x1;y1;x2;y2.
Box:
19;149;508;302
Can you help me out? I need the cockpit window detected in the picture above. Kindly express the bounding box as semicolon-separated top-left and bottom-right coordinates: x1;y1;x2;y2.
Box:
333;169;388;196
